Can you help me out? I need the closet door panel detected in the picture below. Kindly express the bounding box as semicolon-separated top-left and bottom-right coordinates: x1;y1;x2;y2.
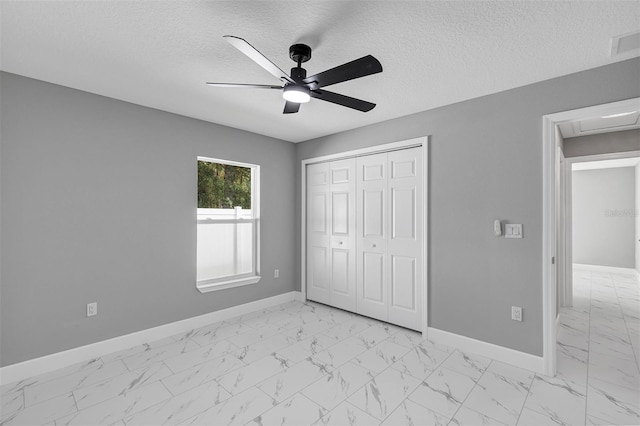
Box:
306;162;331;305
387;147;422;330
392;187;416;239
332;249;351;295
328;159;357;311
332;192;350;235
391;255;417;310
356;152;389;322
362;252;385;302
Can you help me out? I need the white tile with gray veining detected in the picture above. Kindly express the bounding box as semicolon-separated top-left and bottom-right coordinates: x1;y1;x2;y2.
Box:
182;386;275;425
123;379;230;425
257;357;332;403
161;352;245;395
120;339;200;371
351;340;410;373
312;401;380;426
72;361;172;410
1;393;77;426
56;381;171;425
391;340;451;380
462;361;533;425
348;367;421;420
301;362;375;411
381;398;449;426
586;377;640;425
311;335;369;369
0;390;23;424
451;405;506;426
280;318;337;342
440;349;491;380
275;333;336;364
320;317;372;342
249;393;327;426
233;333;296;364
162;339;238;373
216;352;290;395
521;375;586;426
23;360;128;406
408;366;476;419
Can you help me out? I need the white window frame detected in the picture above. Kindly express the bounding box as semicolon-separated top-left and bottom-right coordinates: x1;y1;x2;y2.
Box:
196;156;260;293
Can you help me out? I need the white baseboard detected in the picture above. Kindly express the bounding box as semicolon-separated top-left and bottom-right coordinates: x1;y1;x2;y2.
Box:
573;263;639;277
0;291;303;385
427;327;545;375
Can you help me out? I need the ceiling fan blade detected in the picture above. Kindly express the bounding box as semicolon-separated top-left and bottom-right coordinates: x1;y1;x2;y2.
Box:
302;55;382;89
223;35;294;84
283;101;300;114
206;82;283;89
311;89;376;112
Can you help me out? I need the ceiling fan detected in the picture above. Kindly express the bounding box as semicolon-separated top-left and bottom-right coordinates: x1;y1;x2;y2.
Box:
206;36;383;114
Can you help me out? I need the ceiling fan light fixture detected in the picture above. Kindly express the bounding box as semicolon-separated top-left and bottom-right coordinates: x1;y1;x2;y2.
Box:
282;85;311;103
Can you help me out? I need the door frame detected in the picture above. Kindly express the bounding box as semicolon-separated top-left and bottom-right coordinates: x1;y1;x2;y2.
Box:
542;97;640;376
301;136;430;334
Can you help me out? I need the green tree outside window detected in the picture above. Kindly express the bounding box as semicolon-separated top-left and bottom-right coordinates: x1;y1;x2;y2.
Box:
198;161;251;209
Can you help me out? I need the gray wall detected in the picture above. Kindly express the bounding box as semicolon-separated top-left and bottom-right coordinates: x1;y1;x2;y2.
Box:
296;58;640;356
572;167;636;268
564;129;640;158
0;72;297;366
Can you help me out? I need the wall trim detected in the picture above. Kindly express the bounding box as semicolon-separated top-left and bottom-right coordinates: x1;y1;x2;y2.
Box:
427;327;545;374
0;291;302;385
574;263;640;278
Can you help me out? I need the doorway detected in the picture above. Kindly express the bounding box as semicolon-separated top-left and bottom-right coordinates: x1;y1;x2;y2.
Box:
542;97;640;376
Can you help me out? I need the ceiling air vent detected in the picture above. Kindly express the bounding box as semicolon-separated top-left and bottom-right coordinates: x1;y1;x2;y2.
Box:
611;31;640;56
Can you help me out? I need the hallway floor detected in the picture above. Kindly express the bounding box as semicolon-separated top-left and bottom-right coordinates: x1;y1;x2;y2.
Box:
556;265;640;425
1;266;639;425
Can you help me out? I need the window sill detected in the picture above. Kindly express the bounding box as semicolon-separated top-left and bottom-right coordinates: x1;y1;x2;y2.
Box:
197;275;261;293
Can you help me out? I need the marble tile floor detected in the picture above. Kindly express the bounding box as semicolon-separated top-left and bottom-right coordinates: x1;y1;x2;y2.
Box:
1;266;638;425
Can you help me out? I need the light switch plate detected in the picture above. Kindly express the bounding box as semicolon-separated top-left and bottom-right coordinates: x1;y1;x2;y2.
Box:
505;224;523;239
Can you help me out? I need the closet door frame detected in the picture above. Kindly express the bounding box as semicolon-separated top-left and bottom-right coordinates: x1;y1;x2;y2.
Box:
301;136;429;335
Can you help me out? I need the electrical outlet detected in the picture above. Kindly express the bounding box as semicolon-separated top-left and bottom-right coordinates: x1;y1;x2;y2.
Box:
87;302;97;317
274;269;279;278
511;306;522;321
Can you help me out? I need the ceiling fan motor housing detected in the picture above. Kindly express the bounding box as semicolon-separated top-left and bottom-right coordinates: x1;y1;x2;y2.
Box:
290;66;307;82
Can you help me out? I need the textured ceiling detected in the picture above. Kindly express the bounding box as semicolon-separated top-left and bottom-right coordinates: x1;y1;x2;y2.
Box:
1;1;639;143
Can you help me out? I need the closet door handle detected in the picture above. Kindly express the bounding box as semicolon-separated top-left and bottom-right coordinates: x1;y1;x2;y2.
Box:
339;241;343;245
372;244;377;248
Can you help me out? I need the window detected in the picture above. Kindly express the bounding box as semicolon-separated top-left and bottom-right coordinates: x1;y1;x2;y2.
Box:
196;157;260;292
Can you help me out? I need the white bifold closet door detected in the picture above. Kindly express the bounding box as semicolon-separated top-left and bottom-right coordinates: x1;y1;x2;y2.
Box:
306;159;357;312
306;147;422;330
